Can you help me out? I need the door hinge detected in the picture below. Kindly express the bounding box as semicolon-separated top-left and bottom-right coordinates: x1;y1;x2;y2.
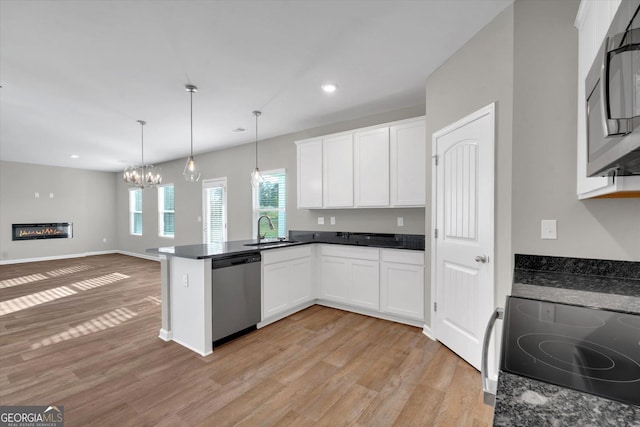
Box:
434;302;437;312
433;155;439;166
434;228;438;239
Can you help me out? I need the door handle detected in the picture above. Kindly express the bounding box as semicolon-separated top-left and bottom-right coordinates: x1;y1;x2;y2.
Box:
475;255;488;263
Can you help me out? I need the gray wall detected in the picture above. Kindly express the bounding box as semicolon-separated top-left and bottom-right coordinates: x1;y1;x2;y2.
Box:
512;0;640;261
425;4;515;325
0;161;117;261
116;105;427;256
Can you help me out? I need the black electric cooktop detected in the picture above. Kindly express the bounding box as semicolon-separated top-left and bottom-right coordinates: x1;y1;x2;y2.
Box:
501;297;640;407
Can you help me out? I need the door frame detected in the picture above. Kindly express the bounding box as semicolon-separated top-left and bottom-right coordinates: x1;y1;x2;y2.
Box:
430;103;495;342
202;177;228;244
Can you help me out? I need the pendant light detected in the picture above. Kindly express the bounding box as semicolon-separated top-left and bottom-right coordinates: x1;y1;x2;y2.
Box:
250;110;264;189
183;84;201;182
123;120;162;188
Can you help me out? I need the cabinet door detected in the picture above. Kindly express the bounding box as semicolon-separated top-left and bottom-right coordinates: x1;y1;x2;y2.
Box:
354;127;390;207
323;134;354;208
390;120;426;206
263;263;290;319
319;256;349;303
290;258;313;305
380;262;424;320
349;259;380;310
297;139;323;208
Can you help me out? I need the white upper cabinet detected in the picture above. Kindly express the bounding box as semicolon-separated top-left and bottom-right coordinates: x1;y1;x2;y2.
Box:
296;116;426;208
575;0;640;199
323;134;354;208
354;127;390;207
296;139;323;208
390;119;426;206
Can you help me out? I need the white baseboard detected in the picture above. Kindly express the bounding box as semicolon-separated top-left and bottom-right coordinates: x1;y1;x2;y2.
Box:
0;249;159;265
158;328;172;341
422;324;435;340
0;250;117;265
116;250;160;262
315;300;425;328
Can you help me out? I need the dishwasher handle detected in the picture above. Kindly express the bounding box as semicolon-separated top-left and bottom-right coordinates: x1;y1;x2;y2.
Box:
481;307;504;407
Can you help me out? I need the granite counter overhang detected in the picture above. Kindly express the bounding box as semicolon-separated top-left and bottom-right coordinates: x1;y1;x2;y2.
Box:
146;231;425;259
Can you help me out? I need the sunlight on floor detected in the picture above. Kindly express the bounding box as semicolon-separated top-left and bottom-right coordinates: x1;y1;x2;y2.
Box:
0;286;78;316
70;272;129;291
0;264;94;289
31;307;138;349
0;273;130;316
0;273;49;289
46;264;93;277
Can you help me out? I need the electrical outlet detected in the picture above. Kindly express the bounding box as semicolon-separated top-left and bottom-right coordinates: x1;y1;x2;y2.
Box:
330;217;336;225
102;237;107;243
35;192;40;198
397;217;404;227
183;274;189;287
318;217;325;225
197;216;202;223
49;193;54;198
541;220;557;240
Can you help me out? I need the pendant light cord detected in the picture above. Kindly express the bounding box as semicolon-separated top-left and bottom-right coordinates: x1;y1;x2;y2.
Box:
253;110;261;169
190;89;194;157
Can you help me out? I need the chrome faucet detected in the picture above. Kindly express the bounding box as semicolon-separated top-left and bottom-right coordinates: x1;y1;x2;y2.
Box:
257;215;274;244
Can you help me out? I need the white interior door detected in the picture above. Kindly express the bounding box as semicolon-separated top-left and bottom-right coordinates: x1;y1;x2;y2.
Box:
431;104;495;370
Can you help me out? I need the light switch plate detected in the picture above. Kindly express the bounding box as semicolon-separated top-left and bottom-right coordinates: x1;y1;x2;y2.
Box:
541;220;557;240
330;217;336;225
318;217;324;225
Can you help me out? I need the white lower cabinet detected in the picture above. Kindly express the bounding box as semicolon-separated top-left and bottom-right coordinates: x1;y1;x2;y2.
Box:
380;249;425;321
262;244;424;326
319;245;380;311
262;246;313;321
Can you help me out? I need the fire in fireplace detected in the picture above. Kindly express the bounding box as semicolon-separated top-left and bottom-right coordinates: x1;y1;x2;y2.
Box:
12;223;73;241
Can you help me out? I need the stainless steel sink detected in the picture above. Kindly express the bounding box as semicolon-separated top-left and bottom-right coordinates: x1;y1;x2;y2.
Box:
243;240;295;247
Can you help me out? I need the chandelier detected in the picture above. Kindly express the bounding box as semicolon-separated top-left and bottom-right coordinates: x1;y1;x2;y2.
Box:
123;120;162;188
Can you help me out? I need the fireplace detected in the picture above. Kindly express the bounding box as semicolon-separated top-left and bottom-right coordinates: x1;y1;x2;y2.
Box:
12;223;73;241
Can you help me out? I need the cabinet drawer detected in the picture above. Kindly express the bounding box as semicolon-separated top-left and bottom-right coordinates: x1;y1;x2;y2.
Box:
262;245;312;265
381;249;424;265
320;244;379;261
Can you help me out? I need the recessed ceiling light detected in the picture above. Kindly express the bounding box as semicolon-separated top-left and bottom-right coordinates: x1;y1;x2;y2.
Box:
70;154;79;159
321;83;337;93
233;127;247;133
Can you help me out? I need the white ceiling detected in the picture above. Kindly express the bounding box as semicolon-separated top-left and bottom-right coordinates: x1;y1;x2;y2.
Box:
0;0;512;172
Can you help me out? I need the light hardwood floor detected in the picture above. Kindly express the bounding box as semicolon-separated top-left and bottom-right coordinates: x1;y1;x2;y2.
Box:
0;254;494;426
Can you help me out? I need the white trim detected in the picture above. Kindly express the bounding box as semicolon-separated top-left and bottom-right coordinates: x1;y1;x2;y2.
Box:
171;336;212;357
422;324;435;340
158;328;173;341
430;102;496;343
0;250;160;265
202;177;228;244
0;250;117;265
116;250;160;262
315;300;424;328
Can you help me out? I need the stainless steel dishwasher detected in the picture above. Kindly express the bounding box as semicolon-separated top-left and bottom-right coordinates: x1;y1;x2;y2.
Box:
211;251;261;347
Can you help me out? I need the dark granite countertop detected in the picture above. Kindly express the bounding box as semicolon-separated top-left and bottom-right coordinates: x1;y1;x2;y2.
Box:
495;254;640;425
512;254;640;314
146;231;425;259
494;372;640;427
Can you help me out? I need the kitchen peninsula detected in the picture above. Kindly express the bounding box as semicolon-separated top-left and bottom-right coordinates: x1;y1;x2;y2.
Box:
147;231;425;356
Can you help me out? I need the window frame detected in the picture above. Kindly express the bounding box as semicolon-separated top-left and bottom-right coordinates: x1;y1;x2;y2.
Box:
158;184;175;239
253;168;287;239
129;188;143;236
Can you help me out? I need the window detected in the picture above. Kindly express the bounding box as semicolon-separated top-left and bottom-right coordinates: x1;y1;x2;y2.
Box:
158;185;175;238
129;188;142;236
254;169;286;239
203;178;227;244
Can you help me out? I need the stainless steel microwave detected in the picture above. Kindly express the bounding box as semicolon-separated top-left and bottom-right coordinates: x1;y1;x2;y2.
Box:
585;0;640;177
